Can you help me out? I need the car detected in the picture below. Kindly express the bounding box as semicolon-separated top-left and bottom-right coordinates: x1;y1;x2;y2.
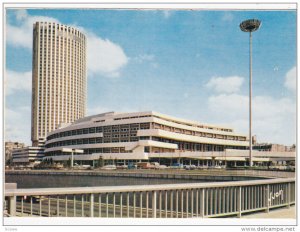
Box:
208;165;222;169
101;165;117;170
184;165;196;170
157;165;168;169
116;165;128;170
169;163;184;169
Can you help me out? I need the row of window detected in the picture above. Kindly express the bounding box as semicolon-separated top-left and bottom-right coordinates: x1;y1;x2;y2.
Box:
95;115;237;139
46;135;142;148
46;147;131;157
47;123;151;140
153;123;246;141
37;25;85;39
152;115;233;132
46;120;247;144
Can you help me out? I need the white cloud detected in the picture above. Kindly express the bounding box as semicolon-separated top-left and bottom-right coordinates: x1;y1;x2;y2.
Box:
5;70;32;95
7;10;128;78
222;12;234;22
133;54;155;63
163;10;172;19
87;105;140;117
208;93;248;120
86;32;128;77
7;10;59;49
130;53;158;69
205;76;244;94
205;69;296;145
5;107;31;145
87;106;114;116
15;9;28;21
207;93;296;145
284;66;296;93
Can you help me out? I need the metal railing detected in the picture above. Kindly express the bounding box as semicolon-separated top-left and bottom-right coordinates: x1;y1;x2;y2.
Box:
5;169;296;179
5;178;295;218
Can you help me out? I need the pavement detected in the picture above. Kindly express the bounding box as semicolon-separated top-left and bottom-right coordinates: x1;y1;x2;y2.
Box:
242;206;296;219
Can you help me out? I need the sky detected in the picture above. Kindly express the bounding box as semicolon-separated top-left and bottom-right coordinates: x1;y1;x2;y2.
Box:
5;7;297;146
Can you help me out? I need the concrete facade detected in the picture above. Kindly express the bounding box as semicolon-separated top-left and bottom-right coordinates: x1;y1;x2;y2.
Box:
44;111;248;161
5;142;25;164
253;143;295;152
11;146;45;164
43;111;295;167
31;22;87;146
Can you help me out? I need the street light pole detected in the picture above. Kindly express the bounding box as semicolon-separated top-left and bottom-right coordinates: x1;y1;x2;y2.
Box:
71;150;74;168
249;30;253;167
62;148;84;168
240;19;261;167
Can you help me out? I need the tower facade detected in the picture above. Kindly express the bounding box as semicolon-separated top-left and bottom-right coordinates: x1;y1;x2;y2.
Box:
31;22;87;146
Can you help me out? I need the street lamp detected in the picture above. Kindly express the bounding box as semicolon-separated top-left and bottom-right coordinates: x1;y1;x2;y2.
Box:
62;148;84;168
240;19;261;167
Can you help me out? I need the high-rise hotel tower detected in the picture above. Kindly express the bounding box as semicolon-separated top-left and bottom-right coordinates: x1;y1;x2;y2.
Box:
31;22;87;146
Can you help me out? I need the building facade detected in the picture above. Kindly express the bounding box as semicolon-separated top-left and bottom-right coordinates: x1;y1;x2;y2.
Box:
31;22;87;146
5;142;25;164
44;111;250;164
12;146;45;165
253;143;293;152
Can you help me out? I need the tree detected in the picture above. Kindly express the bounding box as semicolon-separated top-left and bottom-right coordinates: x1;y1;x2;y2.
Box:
98;156;104;167
66;158;71;168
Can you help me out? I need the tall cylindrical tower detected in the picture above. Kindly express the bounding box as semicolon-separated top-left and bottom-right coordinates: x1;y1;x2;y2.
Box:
31;22;87;146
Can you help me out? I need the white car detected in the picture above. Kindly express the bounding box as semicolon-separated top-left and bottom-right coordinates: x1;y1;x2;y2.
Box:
101;165;117;170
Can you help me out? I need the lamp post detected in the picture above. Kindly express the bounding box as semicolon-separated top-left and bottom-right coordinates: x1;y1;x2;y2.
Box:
62;148;84;168
239;19;261;167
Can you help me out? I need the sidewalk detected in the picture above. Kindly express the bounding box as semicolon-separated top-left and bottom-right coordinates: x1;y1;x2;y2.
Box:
243;206;296;219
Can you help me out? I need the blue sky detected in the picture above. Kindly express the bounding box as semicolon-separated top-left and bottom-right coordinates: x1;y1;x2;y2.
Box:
5;8;296;146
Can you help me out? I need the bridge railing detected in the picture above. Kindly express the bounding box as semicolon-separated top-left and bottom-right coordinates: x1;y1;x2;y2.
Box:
5;178;295;218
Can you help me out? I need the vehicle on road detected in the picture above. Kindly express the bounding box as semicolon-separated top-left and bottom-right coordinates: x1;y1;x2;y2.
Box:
101;165;117;170
184;165;196;170
128;163;137;169
169;163;184;169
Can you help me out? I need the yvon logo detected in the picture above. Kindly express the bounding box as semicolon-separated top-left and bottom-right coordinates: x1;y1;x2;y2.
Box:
268;189;284;202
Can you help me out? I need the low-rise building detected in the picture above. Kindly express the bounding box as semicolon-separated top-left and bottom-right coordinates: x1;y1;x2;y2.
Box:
12;146;45;165
43;111;295;167
253;143;292;152
5;141;25;164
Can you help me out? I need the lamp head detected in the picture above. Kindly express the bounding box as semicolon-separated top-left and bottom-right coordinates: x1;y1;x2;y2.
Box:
240;19;261;32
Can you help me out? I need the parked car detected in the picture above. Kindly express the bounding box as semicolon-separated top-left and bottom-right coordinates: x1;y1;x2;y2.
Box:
73;164;92;170
169;163;184;169
116;165;128;170
184;165;196;170
157;165;168;169
137;162;155;169
128;163;137;169
17;195;45;203
101;165;116;170
209;165;222;169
